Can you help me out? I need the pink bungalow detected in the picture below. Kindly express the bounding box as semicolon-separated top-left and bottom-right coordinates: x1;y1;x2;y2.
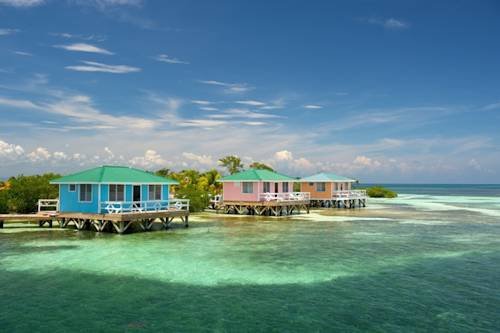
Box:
218;168;309;202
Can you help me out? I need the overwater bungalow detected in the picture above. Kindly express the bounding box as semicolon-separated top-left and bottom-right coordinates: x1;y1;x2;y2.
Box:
300;172;367;208
0;165;190;233
216;168;310;216
51;165;182;214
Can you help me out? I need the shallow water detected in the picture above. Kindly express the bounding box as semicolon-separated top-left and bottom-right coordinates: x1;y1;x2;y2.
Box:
1;187;500;332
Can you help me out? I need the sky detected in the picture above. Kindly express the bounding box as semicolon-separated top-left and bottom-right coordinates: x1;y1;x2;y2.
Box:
1;0;500;183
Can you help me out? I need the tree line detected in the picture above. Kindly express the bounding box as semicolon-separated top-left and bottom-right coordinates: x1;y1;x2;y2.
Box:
0;156;273;213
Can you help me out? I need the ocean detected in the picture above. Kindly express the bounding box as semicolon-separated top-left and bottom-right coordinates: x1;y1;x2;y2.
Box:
1;184;499;332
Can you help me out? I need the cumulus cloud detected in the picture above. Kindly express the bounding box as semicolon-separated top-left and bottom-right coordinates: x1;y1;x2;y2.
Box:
270;150;317;175
55;43;113;55
274;150;293;161
0;140;25;159
53;151;68;160
182;152;214;167
27;147;51;162
353;155;382;168
66;61;140;74
129;150;167;169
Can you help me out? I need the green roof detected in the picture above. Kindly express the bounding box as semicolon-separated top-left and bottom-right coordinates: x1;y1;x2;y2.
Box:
219;169;296;182
50;165;178;184
300;172;357;182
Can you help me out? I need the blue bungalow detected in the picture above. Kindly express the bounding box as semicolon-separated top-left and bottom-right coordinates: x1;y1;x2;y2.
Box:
50;165;180;214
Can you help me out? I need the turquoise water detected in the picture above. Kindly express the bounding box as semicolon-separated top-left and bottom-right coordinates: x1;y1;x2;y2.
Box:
1;186;500;332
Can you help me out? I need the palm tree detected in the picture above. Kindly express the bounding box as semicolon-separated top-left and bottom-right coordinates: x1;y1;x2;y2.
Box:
218;155;243;175
249;162;274;172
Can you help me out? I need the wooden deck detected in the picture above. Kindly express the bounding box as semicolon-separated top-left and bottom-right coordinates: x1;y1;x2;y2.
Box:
0;209;189;234
217;200;310;216
310;198;367;209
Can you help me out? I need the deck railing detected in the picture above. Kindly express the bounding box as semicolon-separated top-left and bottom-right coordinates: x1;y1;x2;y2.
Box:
258;192;311;202
100;199;190;214
37;199;59;214
332;190;367;199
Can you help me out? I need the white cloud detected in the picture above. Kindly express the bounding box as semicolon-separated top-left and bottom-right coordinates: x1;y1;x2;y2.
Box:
0;139;24;159
66;61;140;74
384;18;409;29
241;121;266;126
81;0;143;8
236;100;266;107
46;94;155;129
482;102;500;111
303;104;322;109
55;43;113;55
0;0;43;7
0;96;41;109
182;152;214;166
191;100;212;105
0;28;20;36
27;147;51;162
209;108;282;119
154;54;189;64
294;157;314;169
365;17;409;30
353;155;382;168
129;149;167;169
269;150;316;175
50;32;107;42
468;158;481;171
53;151;68;160
274;150;293;161
104;146;114;158
200;107;218;111
199;80;253;93
178;119;228;128
13;50;32;56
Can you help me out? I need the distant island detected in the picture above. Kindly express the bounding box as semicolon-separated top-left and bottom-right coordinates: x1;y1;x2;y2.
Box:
364;186;398;198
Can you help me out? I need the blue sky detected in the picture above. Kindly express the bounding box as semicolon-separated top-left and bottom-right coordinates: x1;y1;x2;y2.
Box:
1;0;500;182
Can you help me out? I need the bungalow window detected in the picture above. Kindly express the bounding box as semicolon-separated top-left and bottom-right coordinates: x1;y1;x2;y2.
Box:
316;183;326;192
308;182;314;186
242;182;254;194
109;184;125;201
149;185;162;200
79;184;92;202
283;182;289;192
69;184;76;192
263;182;271;192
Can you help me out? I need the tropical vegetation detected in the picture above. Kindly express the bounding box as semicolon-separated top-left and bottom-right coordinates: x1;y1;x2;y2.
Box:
365;186;398;198
0;155;275;214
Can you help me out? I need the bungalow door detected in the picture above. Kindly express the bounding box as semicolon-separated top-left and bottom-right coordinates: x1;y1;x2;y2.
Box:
274;182;279;193
133;185;141;204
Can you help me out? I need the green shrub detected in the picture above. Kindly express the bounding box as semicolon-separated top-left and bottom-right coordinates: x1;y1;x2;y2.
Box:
366;186;397;198
6;173;60;213
0;190;8;214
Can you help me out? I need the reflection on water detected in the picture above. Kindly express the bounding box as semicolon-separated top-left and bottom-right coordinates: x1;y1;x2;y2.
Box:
1;190;500;332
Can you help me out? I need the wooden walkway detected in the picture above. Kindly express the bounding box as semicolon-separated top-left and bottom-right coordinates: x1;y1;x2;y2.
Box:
217;200;310;216
310;198;367;209
0;210;189;234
